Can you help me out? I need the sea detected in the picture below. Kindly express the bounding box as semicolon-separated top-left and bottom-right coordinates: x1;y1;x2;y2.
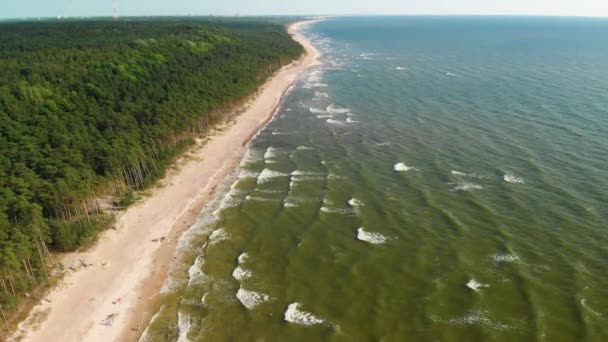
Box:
141;16;608;341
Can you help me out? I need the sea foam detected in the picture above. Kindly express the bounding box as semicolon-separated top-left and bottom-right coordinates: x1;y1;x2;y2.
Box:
491;254;520;263
357;227;390;244
503;174;525;184
394;163;415;172
284;303;328;326
309;107;327;114
327;104;350;115
236;288;270;310
257;169;289;184
466;279;489;291
232;266;252;281
208;228;230;245
452;182;483;191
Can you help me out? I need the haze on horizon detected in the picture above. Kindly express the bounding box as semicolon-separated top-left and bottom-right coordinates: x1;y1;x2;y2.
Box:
3;0;608;19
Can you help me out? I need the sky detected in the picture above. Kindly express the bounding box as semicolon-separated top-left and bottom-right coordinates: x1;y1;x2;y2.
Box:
3;0;608;19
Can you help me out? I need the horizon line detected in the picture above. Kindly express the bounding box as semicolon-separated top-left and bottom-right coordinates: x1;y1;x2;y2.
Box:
2;13;608;22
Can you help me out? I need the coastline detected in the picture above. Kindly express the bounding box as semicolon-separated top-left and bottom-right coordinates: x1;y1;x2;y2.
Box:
7;19;320;342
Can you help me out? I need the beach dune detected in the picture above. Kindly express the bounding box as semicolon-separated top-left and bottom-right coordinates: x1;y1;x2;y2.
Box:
8;19;320;342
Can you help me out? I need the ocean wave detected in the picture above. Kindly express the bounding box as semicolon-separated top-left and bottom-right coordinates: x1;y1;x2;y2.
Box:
357;227;391;245
245;195;281;202
257;169;289;184
176;310;193;342
327;104;350;114
451;170;484;179
238;252;249;264
326;119;346;126
396;66;408;70
236;288;270;310
187;255;208;286
272;130;297;136
159;276;183;295
239;148;262;166
264;146;279;160
503;174;525;184
208;228;230;245
232;266;252;281
238;170;259;179
466;279;489;291
394;163;415;172
284;302;329;326
314;91;329;98
346;118;359;124
317;114;333;119
309;107;327;114
446;72;460;77
445;310;511;330
320;206;354;215
348;198;363;207
291;170;324;176
491;254;520;263
452;182;483;191
297;146;314;150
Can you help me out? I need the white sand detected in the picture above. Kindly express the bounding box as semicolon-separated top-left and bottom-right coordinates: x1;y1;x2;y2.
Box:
8;19;320;342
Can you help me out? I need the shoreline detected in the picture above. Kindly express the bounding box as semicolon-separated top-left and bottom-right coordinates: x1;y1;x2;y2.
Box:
7;19;320;342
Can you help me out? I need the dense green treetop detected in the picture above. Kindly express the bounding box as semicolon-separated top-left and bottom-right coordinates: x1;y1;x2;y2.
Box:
0;18;302;315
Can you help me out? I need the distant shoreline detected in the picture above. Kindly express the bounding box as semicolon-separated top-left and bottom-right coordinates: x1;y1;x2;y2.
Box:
8;19;321;342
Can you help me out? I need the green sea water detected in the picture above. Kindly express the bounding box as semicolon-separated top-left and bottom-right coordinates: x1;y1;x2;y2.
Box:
142;16;608;341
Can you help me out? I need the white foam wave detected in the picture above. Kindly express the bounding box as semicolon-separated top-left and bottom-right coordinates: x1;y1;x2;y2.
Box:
240;148;261;167
446;72;460;77
346;118;359;124
209;228;230;245
232;266;252;281
176;310;193;342
491;254;520;263
503;174;525;184
451;170;484;179
357;227;391;245
327;104;350;115
291;170;324;176
159;276;183;295
187;255;208;286
396;66;408;70
238;253;249;264
326;119;346;126
236;288;270;310
466;279;489;291
264;146;278;160
446;310;510;330
238;170;259;179
394;163;415;172
348;198;363;207
297;146;314;150
272;130;297;136
246;196;281;202
314;91;329;98
321;206;353;215
452;182;483;191
257;169;288;184
284;303;328;326
317;114;333;119
309;107;327;114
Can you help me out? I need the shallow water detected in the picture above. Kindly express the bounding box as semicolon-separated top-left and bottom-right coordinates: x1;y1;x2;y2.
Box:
143;16;608;341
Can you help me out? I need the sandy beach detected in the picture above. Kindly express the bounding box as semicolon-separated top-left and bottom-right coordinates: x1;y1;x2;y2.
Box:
8;19;320;342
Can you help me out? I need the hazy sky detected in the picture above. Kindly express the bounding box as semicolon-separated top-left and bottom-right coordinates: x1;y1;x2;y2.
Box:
4;0;608;19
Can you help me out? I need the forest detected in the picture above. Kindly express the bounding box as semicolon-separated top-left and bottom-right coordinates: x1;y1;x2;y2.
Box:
0;17;302;324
